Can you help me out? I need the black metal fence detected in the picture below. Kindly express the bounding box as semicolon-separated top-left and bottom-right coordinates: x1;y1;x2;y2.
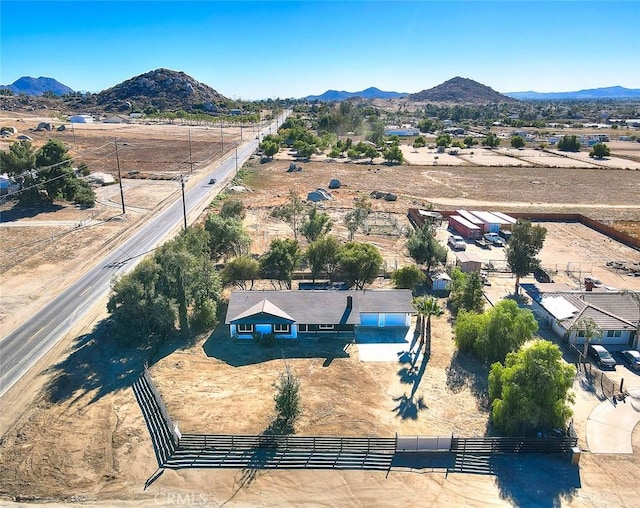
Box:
133;371;578;473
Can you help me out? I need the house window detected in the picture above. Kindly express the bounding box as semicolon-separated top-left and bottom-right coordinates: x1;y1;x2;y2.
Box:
577;330;585;337
237;323;254;333
607;330;622;338
318;324;335;331
273;323;290;334
298;324;308;332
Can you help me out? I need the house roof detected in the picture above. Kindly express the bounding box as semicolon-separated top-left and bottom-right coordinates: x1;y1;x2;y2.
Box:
455;251;482;264
225;290;414;325
525;285;640;332
228;298;295;324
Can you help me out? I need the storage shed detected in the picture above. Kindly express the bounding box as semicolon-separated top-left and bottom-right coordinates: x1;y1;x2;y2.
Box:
448;215;482;239
429;271;451;292
491;211;517;230
469;211;505;233
455;252;483;273
456;210;485;230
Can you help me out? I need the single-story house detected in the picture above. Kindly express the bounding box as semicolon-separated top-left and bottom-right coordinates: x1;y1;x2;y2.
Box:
522;283;639;349
225;289;414;339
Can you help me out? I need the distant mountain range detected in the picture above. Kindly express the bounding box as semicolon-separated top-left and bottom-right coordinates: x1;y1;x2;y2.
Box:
409;77;517;104
304;87;407;102
0;76;74;96
505;86;640;100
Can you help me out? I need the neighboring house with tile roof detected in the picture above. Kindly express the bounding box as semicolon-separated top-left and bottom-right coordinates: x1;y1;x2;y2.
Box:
522;283;640;348
225;290;414;339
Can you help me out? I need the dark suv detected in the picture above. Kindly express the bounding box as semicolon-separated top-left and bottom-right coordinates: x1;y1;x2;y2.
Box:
587;344;616;369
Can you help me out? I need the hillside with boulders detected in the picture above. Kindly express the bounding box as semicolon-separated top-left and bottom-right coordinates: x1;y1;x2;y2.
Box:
409;76;517;104
92;68;231;113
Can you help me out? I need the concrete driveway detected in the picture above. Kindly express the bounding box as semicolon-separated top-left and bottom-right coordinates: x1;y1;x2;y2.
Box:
586;388;640;453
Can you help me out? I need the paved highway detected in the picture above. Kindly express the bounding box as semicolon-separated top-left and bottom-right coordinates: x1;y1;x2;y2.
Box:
0;111;289;399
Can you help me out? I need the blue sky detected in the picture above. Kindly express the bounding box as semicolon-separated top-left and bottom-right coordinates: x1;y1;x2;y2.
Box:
1;1;639;99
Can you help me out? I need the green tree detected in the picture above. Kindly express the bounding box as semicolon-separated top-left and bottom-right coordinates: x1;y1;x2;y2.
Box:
107;228;221;344
435;134;451;147
260;238;302;289
305;235;342;283
271;191;306;240
412;136;426;151
221;256;260;290
343;196;371;241
463;136;477;148
219;199;246;220
364;145;379;163
392;265;426;293
337;242;383;289
273;365;301;433
476;299;538;364
449;268;484;313
204;213;251;261
589;143;610;159
449;269;485;315
489;340;575;436
557;135;580;152
482;133;501;148
383;144;404;164
299;206;333;243
261;140;279;158
0;140;36;175
406;226;447;271
455;299;538;364
505;220;547;294
510;135;525;149
454;310;488;353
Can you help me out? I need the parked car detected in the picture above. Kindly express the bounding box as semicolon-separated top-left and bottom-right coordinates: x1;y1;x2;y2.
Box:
209;178;217;184
448;235;467;250
621;350;640;371
498;229;512;241
587;344;616;369
484;232;505;246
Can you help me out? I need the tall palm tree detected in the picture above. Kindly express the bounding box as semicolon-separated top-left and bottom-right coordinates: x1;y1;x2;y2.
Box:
423;297;444;354
412;296;444;354
570;317;602;362
412;296;428;350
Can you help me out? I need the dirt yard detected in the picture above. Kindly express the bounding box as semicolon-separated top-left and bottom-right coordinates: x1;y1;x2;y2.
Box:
2;112;640;506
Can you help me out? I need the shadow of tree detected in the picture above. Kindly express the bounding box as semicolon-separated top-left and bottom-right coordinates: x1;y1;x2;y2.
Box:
492;454;581;507
446;350;490;409
392;393;428;420
42;318;192;405
0;203;64;222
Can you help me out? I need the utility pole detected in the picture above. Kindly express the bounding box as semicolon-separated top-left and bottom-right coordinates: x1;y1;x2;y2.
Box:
180;175;187;230
114;138;125;214
220;122;224;153
188;130;193;173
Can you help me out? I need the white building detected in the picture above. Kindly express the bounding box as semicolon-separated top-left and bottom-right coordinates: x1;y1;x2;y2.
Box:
70;115;94;123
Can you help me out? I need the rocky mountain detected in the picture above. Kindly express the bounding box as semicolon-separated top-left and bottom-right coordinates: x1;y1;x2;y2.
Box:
305;87;407;102
409;77;517;104
92;68;231;113
506;86;640;100
0;76;74;96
